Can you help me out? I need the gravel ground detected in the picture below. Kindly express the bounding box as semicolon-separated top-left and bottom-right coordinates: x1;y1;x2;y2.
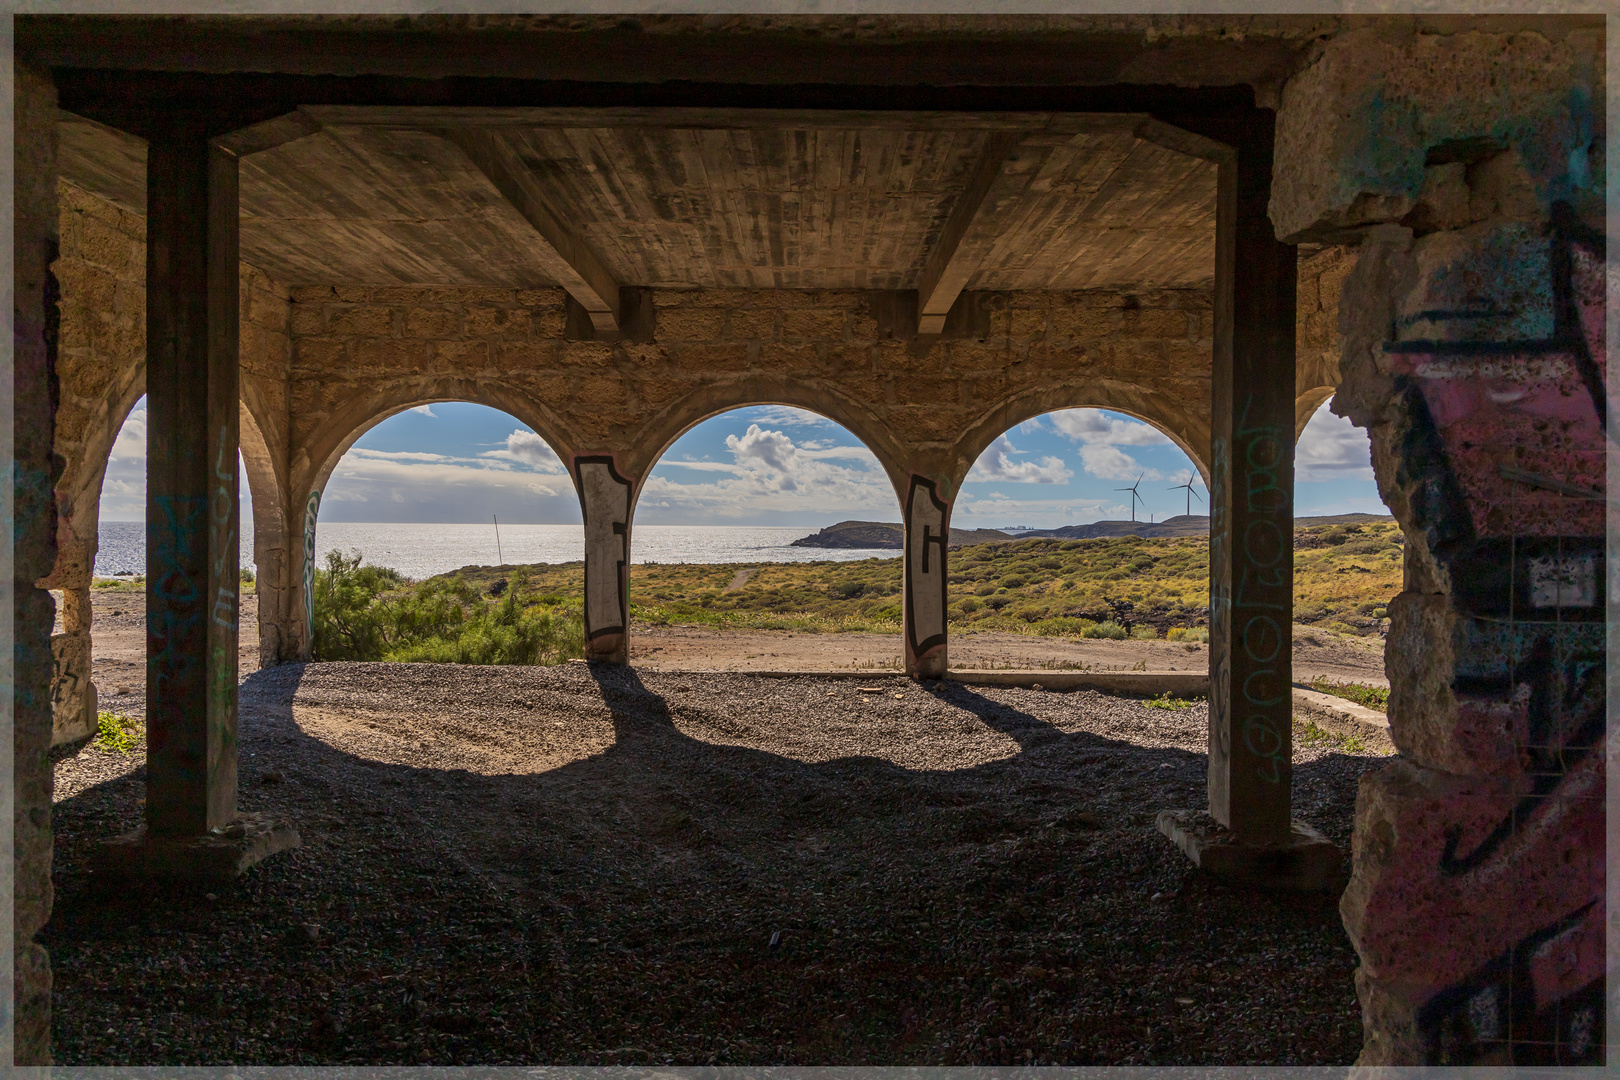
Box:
48;661;1390;1065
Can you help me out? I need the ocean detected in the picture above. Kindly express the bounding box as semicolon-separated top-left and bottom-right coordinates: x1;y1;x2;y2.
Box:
94;520;900;581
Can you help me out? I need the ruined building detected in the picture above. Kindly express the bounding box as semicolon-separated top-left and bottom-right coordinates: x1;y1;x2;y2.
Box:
10;14;1607;1065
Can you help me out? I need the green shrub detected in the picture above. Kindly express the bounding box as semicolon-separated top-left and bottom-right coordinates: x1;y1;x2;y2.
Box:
1130;625;1159;640
311;550;585;666
1143;692;1192;710
1000;575;1028;589
1083;620;1128;640
94;710;142;754
955;597;982;614
1166;626;1209;643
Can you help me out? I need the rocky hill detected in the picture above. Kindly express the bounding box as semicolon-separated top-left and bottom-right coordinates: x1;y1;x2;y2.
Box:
789;520;1014;549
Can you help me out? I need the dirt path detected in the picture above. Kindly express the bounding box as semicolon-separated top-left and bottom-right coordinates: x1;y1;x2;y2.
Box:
49;660;1385;1065
70;591;1387;705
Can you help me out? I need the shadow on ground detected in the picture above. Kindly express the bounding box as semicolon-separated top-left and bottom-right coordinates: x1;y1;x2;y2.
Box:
46;661;1378;1066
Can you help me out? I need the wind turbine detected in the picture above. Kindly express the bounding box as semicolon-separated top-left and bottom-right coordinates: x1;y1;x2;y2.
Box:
1168;477;1204;518
1115;474;1145;523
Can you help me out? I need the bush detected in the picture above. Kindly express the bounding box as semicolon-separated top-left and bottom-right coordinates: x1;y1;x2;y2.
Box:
1166;626;1209;642
955;597;982;614
1083;620;1128;640
1130;625;1159;640
312;550;585;666
94;710;142;754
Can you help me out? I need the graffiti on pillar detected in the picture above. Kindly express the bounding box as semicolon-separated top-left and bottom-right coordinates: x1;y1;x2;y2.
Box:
302;489;320;651
210;426;239;633
575;455;632;643
1367;203;1606;1065
903;475;949;662
148;493;206;746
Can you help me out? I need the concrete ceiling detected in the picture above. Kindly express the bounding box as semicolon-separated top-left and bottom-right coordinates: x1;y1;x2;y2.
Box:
58;106;1217;300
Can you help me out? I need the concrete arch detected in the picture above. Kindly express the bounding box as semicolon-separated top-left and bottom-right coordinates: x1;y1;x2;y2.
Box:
949;382;1212;497
1294;385;1337;442
623;377;912;509
292;377;582;510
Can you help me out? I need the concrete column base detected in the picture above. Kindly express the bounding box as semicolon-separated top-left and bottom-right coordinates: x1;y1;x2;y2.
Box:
1156;810;1342;891
96;811;300;885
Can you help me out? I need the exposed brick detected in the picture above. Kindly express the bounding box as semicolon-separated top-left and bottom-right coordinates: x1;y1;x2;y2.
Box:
433;339;489;369
327;305;396;337
781;308;847;341
289;304;326;337
658;307;728;340
671;342;752;372
726;309;778;341
404;306;462;338
352;338;433;372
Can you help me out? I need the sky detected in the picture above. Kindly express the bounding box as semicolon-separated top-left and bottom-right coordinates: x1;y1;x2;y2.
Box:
102;395;1384;527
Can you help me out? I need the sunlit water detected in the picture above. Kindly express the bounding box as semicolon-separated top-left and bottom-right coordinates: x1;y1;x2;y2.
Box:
95;521;899;580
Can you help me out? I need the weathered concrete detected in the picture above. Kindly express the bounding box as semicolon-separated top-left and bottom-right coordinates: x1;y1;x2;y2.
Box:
97;811;301;885
1271;26;1605;244
1276;27;1606;1058
142;126;245;837
1156;811;1343;891
12;61;61;1068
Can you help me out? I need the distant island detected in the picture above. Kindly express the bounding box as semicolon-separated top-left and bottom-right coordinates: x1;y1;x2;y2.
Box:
790;512;1392;548
788;520;1016;549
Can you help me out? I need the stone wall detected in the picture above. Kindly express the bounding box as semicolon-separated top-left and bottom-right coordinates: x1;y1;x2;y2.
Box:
1274;25;1607;1065
13;62;61;1068
1294;244;1356;436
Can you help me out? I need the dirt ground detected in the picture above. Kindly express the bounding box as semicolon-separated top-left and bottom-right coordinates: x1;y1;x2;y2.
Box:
70;591;1388;693
49;657;1388;1065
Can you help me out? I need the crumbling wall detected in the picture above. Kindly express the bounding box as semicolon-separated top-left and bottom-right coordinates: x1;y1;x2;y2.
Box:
1275;25;1606;1065
13;62;61;1067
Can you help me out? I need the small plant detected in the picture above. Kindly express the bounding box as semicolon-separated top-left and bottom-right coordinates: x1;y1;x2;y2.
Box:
1130;625;1159;640
1082;620;1128;640
1166;626;1209;642
1143;692;1192;710
1294;717;1370;754
1309;678;1389;712
94;710;142;754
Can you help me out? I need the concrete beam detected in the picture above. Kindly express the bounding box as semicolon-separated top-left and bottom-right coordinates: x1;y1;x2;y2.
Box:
445;127;623;338
915;131;1026;335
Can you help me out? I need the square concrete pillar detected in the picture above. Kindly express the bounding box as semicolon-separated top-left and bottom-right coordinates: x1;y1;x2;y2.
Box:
100;119;295;881
903;475;950;679
1153;109;1339;887
575;455;633;665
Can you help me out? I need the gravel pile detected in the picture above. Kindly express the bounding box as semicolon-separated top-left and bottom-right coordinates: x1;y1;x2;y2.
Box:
48;661;1389;1065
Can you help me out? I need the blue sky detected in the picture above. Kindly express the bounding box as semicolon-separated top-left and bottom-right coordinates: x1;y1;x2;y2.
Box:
100;397;1385;526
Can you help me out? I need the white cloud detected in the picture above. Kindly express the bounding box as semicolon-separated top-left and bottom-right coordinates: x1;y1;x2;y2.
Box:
1297;399;1374;482
644;423;893;520
744;405;834;429
967;434;1073;484
477;430;567;474
1078;443;1165;483
410;404;437;417
1049;408;1171;447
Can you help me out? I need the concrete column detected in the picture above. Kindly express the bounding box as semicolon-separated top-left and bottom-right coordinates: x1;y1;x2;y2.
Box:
575;455;632;664
100;119;297;882
1155;109;1337;889
1206;124;1298;845
143;123;243;835
903;475;949;679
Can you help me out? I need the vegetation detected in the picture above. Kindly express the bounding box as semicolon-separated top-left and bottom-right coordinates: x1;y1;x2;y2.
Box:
443;519;1402;640
1142;692;1195;710
1293;717;1370;755
94;710;142;754
1308;678;1390;712
311;550;585;665
91;575;144;591
306;520;1400;664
